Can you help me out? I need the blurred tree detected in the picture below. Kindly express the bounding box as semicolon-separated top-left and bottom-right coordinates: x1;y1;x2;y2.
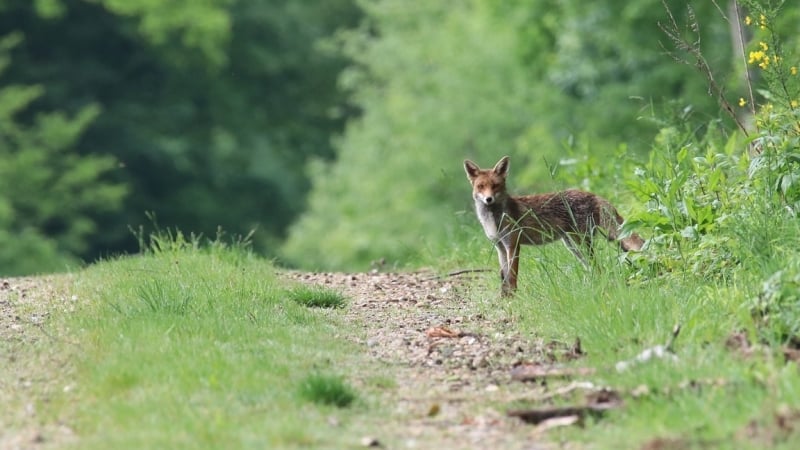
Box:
281;0;753;270
0;32;126;275
0;0;360;268
283;0;549;269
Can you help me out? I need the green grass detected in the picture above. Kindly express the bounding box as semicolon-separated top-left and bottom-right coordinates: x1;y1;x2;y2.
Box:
288;285;347;309
49;236;369;449
452;234;800;449
298;373;357;408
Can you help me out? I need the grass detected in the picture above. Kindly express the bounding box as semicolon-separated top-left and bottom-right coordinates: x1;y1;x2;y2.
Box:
288;285;347;309
44;234;371;449
453;234;800;449
17;206;800;448
298;373;357;408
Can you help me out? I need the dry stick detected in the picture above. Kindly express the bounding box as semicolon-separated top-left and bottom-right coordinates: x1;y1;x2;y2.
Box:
445;268;493;277
659;0;749;137
508;400;621;425
420;268;492;281
711;0;757;118
730;0;758;118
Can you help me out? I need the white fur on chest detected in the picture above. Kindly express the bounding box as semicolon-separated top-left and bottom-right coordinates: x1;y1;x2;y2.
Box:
474;200;501;241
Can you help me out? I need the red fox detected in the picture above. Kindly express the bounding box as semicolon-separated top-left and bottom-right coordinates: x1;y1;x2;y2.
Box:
463;156;644;295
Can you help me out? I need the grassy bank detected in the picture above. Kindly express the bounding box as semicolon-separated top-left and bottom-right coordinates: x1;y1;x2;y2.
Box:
51;233;368;449
461;235;800;449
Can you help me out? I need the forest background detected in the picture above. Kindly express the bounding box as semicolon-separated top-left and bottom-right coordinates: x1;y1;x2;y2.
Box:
1;0;798;275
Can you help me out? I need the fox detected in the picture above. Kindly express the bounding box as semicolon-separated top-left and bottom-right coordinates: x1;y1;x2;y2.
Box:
463;155;644;295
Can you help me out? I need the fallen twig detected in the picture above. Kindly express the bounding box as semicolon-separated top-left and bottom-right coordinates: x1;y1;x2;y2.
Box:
509;387;623;425
446;268;493;277
508;402;620;425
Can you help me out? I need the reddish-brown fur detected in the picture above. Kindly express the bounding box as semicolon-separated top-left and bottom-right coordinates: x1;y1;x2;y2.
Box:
464;156;643;295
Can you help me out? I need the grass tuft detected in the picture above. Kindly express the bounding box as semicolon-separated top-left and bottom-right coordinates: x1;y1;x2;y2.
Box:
298;373;357;408
288;285;347;308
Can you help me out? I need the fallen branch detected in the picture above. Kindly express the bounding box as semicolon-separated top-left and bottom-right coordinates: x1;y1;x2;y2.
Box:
420;268;492;281
509;387;623;425
508;401;620;425
446;268;493;277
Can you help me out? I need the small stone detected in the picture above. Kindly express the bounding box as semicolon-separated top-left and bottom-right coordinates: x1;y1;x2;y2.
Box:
360;436;382;447
471;355;488;369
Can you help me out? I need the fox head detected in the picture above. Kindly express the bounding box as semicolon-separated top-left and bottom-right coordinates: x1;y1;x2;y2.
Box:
463;156;510;206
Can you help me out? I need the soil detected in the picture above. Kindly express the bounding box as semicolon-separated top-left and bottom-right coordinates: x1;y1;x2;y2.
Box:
2;271;580;449
1;276;78;450
285;270;576;450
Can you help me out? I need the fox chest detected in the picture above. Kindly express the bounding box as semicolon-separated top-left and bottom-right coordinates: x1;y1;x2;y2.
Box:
474;202;555;245
474;203;510;242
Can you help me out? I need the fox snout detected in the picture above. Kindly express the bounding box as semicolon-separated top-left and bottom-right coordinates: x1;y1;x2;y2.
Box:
476;193;496;206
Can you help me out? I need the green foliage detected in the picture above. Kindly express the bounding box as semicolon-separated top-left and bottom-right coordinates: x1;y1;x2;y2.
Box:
0;32;126;275
98;0;234;67
750;263;800;345
604;1;800;351
283;0;559;270
0;0;360;271
282;0;748;270
298;373;357;408
495;6;800;443
622;122;749;278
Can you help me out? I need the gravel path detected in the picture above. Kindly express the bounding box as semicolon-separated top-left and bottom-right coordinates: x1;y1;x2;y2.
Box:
1;276;78;450
286;270;570;450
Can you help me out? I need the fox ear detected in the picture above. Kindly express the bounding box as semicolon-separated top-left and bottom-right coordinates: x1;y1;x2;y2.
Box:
493;156;510;177
464;160;480;179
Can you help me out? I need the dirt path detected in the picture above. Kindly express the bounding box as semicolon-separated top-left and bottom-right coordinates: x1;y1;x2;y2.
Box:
1;276;78;450
2;271;577;449
286;270;569;450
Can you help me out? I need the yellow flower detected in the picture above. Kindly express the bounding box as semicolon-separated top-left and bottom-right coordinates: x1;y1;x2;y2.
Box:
739;98;747;107
759;14;767;29
792;66;798;76
759;41;769;51
745;16;752;25
759;59;770;70
792;100;799;108
749;50;765;64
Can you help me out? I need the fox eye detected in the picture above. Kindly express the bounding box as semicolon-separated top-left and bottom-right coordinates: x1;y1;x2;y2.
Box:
476;183;485;189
